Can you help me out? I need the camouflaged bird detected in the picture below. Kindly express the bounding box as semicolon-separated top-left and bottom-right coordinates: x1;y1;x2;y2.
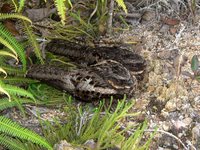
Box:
45;39;146;80
27;60;137;101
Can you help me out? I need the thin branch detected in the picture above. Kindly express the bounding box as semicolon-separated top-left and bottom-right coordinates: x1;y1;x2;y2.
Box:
115;12;141;18
107;0;115;35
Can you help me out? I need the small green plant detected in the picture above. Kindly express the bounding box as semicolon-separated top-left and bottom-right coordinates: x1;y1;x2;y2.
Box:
0;9;43;106
184;55;200;82
24;98;155;150
0;13;31;23
22;21;44;64
0;23;27;71
0;116;53;150
178;54;200;88
27;83;71;106
0;81;35;101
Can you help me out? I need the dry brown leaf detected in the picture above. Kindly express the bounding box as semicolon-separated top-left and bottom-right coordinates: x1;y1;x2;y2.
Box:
4;21;20;36
161;17;180;26
1;3;12;13
24;8;56;22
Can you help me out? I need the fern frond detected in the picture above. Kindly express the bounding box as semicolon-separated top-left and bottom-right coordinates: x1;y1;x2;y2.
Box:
1;65;24;76
12;95;27;116
18;0;26;13
23;21;44;64
67;0;73;8
0;50;19;63
0;116;53;150
1;77;37;84
0;85;11;101
0;68;7;78
115;0;127;13
54;0;67;25
0;36;18;56
0;23;27;71
0;134;26;150
0;80;11;101
11;0;18;12
0;13;32;23
2;83;35;101
0;97;33;111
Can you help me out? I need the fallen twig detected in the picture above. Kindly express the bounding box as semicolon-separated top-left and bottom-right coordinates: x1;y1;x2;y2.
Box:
115;12;141;18
107;0;115;35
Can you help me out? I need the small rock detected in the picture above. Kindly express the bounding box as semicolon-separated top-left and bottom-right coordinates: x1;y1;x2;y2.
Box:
192;124;200;145
161;109;169;118
142;11;156;22
84;139;97;149
165;99;177;112
172;119;189;130
162;122;171;131
172;144;179;149
159;25;170;33
182;117;193;127
54;140;83;150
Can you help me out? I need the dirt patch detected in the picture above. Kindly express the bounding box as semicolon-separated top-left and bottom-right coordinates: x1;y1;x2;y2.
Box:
119;11;200;149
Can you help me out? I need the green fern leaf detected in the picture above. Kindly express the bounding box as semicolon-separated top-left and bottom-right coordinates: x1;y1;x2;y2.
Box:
0;36;18;56
67;0;73;8
0;23;27;71
115;0;127;13
1;77;37;84
11;0;18;12
2;84;35;101
54;0;67;25
0;134;26;150
0;50;19;63
0;81;11;101
23;21;44;64
1;65;24;76
0;13;32;23
0;116;53;150
18;0;26;12
12;96;27;117
0;68;7;78
0;98;33;111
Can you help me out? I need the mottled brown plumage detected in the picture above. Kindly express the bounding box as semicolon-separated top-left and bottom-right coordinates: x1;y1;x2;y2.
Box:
46;39;146;80
27;39;146;101
27;60;136;101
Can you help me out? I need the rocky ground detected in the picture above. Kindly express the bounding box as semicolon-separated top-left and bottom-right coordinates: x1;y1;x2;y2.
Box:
121;10;200;150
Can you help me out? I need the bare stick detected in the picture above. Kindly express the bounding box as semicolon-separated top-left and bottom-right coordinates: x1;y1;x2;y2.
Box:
107;0;115;35
115;12;141;18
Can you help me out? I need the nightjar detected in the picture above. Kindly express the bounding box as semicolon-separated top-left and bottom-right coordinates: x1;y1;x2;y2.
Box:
46;39;146;80
26;39;146;101
26;60;136;101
